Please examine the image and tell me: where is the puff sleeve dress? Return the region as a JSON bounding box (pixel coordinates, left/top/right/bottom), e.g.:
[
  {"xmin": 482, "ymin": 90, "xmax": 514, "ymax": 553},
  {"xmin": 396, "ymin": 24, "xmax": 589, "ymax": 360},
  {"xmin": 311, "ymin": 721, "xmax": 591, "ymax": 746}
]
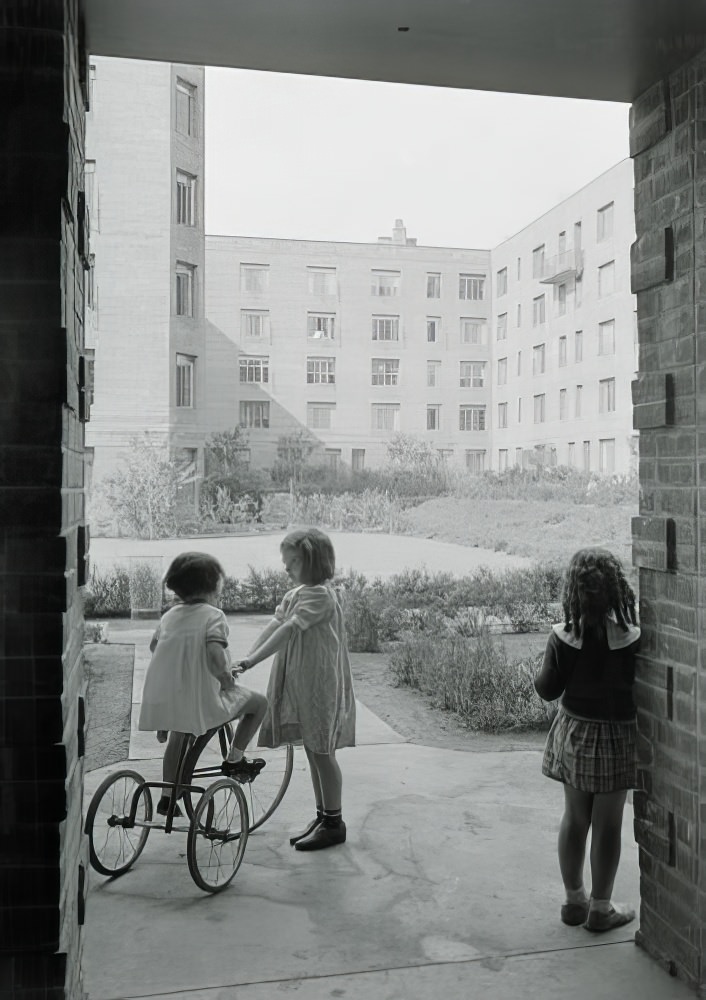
[
  {"xmin": 138, "ymin": 602, "xmax": 251, "ymax": 737},
  {"xmin": 257, "ymin": 583, "xmax": 356, "ymax": 754}
]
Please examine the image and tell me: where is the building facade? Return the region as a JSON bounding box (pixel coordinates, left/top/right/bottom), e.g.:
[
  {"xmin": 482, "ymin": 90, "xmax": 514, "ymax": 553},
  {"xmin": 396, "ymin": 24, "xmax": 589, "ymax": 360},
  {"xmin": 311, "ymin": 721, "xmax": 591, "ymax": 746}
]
[
  {"xmin": 489, "ymin": 158, "xmax": 638, "ymax": 474},
  {"xmin": 85, "ymin": 57, "xmax": 207, "ymax": 498},
  {"xmin": 204, "ymin": 223, "xmax": 492, "ymax": 473}
]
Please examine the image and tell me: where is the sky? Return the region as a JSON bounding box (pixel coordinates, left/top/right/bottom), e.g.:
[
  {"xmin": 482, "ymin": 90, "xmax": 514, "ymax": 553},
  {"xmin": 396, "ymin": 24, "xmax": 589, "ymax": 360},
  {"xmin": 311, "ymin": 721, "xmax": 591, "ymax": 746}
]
[{"xmin": 205, "ymin": 67, "xmax": 630, "ymax": 250}]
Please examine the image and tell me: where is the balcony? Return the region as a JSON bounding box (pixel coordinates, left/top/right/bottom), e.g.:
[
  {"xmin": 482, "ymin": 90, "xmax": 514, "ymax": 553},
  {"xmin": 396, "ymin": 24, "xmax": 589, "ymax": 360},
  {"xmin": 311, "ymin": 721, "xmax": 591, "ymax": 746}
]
[{"xmin": 539, "ymin": 248, "xmax": 583, "ymax": 284}]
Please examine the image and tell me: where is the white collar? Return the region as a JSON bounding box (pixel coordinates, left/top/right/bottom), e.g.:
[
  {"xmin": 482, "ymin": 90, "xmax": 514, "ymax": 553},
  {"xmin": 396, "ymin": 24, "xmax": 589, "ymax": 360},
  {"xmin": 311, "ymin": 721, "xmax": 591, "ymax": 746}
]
[{"xmin": 552, "ymin": 619, "xmax": 640, "ymax": 650}]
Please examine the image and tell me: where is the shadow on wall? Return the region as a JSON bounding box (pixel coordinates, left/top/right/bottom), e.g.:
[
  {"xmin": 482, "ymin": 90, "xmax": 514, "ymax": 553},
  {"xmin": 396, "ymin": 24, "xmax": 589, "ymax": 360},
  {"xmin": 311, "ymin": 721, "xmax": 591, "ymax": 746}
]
[{"xmin": 204, "ymin": 319, "xmax": 327, "ymax": 468}]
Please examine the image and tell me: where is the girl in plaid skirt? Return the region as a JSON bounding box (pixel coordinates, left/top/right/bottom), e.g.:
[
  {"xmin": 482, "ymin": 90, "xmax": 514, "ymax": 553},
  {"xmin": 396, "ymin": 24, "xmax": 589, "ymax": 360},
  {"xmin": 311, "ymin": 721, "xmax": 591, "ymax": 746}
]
[{"xmin": 534, "ymin": 548, "xmax": 640, "ymax": 933}]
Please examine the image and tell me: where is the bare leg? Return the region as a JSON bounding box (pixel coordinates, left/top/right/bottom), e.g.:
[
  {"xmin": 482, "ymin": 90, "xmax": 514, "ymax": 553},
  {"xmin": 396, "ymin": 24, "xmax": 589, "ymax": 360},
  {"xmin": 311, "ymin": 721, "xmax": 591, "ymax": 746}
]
[
  {"xmin": 227, "ymin": 691, "xmax": 268, "ymax": 756},
  {"xmin": 590, "ymin": 790, "xmax": 627, "ymax": 900},
  {"xmin": 304, "ymin": 746, "xmax": 325, "ymax": 812},
  {"xmin": 558, "ymin": 784, "xmax": 593, "ymax": 893}
]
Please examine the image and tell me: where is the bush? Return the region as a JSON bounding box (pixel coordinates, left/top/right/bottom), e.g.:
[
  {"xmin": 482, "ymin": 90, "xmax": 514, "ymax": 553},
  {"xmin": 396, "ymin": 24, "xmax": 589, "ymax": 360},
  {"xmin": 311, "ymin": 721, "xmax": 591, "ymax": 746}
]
[
  {"xmin": 238, "ymin": 566, "xmax": 290, "ymax": 612},
  {"xmin": 290, "ymin": 489, "xmax": 405, "ymax": 532},
  {"xmin": 83, "ymin": 565, "xmax": 131, "ymax": 617},
  {"xmin": 389, "ymin": 632, "xmax": 549, "ymax": 732},
  {"xmin": 450, "ymin": 466, "xmax": 638, "ymax": 507}
]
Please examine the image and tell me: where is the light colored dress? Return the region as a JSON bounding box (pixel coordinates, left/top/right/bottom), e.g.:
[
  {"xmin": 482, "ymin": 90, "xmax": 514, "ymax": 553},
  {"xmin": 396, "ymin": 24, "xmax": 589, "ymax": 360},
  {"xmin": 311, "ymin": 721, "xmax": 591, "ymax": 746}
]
[
  {"xmin": 138, "ymin": 602, "xmax": 252, "ymax": 737},
  {"xmin": 258, "ymin": 583, "xmax": 356, "ymax": 754}
]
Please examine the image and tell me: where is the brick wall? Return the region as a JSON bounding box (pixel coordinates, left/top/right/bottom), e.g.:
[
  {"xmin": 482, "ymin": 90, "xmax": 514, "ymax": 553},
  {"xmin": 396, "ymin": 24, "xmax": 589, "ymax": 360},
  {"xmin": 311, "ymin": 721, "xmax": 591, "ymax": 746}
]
[
  {"xmin": 630, "ymin": 50, "xmax": 706, "ymax": 989},
  {"xmin": 0, "ymin": 2, "xmax": 88, "ymax": 997}
]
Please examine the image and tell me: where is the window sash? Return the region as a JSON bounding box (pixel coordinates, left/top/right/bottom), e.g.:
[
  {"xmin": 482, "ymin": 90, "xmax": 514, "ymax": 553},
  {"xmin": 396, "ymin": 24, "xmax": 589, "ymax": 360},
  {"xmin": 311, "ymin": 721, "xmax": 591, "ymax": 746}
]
[
  {"xmin": 176, "ymin": 173, "xmax": 194, "ymax": 225},
  {"xmin": 427, "ymin": 362, "xmax": 440, "ymax": 387},
  {"xmin": 371, "ymin": 359, "xmax": 400, "ymax": 386},
  {"xmin": 307, "ymin": 314, "xmax": 335, "ymax": 339},
  {"xmin": 371, "ymin": 271, "xmax": 400, "ymax": 297},
  {"xmin": 466, "ymin": 450, "xmax": 485, "ymax": 473},
  {"xmin": 496, "ymin": 313, "xmax": 508, "ymax": 341},
  {"xmin": 307, "ymin": 404, "xmax": 334, "ymax": 429},
  {"xmin": 239, "ymin": 357, "xmax": 269, "ymax": 384},
  {"xmin": 239, "ymin": 401, "xmax": 270, "ymax": 428},
  {"xmin": 533, "ymin": 394, "xmax": 546, "ymax": 423},
  {"xmin": 460, "ymin": 318, "xmax": 486, "ymax": 344},
  {"xmin": 599, "ymin": 378, "xmax": 616, "ymax": 412},
  {"xmin": 459, "ymin": 406, "xmax": 486, "ymax": 431},
  {"xmin": 176, "ymin": 80, "xmax": 195, "ymax": 135},
  {"xmin": 598, "ymin": 321, "xmax": 615, "ymax": 355},
  {"xmin": 460, "ymin": 362, "xmax": 485, "ymax": 388},
  {"xmin": 307, "ymin": 358, "xmax": 336, "ymax": 384},
  {"xmin": 371, "ymin": 316, "xmax": 399, "ymax": 341},
  {"xmin": 426, "ymin": 406, "xmax": 440, "ymax": 430},
  {"xmin": 533, "ymin": 345, "xmax": 546, "ymax": 375},
  {"xmin": 533, "ymin": 295, "xmax": 545, "ymax": 325},
  {"xmin": 496, "ymin": 268, "xmax": 507, "ymax": 296},
  {"xmin": 176, "ymin": 267, "xmax": 194, "ymax": 317},
  {"xmin": 308, "ymin": 268, "xmax": 336, "ymax": 295},
  {"xmin": 426, "ymin": 273, "xmax": 441, "ymax": 298},
  {"xmin": 240, "ymin": 265, "xmax": 269, "ymax": 293},
  {"xmin": 558, "ymin": 337, "xmax": 567, "ymax": 366},
  {"xmin": 497, "ymin": 403, "xmax": 508, "ymax": 428},
  {"xmin": 427, "ymin": 318, "xmax": 440, "ymax": 343},
  {"xmin": 242, "ymin": 311, "xmax": 268, "ymax": 338},
  {"xmin": 372, "ymin": 404, "xmax": 400, "ymax": 431},
  {"xmin": 459, "ymin": 274, "xmax": 485, "ymax": 300},
  {"xmin": 175, "ymin": 354, "xmax": 194, "ymax": 407}
]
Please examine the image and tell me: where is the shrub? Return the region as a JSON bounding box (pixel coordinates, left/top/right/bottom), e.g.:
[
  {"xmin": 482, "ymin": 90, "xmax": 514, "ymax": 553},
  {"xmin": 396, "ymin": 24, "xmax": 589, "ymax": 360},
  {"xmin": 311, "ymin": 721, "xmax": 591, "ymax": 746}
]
[
  {"xmin": 450, "ymin": 466, "xmax": 638, "ymax": 507},
  {"xmin": 128, "ymin": 560, "xmax": 163, "ymax": 611},
  {"xmin": 389, "ymin": 632, "xmax": 549, "ymax": 732},
  {"xmin": 83, "ymin": 565, "xmax": 131, "ymax": 617},
  {"xmin": 238, "ymin": 566, "xmax": 290, "ymax": 612},
  {"xmin": 290, "ymin": 489, "xmax": 405, "ymax": 532}
]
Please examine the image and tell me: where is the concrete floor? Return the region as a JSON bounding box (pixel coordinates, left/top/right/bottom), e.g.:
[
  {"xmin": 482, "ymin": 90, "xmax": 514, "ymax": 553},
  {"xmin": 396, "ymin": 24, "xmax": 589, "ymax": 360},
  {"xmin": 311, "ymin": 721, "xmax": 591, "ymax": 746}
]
[{"xmin": 82, "ymin": 620, "xmax": 692, "ymax": 1000}]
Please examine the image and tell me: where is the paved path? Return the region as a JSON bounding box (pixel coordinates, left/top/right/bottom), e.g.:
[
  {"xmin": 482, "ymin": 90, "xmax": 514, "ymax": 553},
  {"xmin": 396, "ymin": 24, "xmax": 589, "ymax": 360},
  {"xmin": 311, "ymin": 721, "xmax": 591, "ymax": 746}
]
[{"xmin": 82, "ymin": 620, "xmax": 691, "ymax": 1000}]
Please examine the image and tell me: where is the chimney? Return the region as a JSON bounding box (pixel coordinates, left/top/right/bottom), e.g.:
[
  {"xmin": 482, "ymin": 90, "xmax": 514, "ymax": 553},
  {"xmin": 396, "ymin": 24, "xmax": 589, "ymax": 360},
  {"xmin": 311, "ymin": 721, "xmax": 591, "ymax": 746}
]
[{"xmin": 377, "ymin": 219, "xmax": 417, "ymax": 246}]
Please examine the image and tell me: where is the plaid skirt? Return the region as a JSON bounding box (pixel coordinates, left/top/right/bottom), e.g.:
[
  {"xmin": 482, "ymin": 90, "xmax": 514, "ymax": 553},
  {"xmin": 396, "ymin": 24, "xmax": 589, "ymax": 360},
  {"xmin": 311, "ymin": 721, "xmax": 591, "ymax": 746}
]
[{"xmin": 542, "ymin": 707, "xmax": 637, "ymax": 793}]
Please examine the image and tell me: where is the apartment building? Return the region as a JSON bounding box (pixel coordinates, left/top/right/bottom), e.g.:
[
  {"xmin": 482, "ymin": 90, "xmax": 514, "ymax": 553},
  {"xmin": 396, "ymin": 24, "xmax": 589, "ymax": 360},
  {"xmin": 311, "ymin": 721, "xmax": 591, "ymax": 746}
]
[
  {"xmin": 204, "ymin": 224, "xmax": 492, "ymax": 472},
  {"xmin": 84, "ymin": 58, "xmax": 207, "ymax": 495},
  {"xmin": 489, "ymin": 158, "xmax": 637, "ymax": 474}
]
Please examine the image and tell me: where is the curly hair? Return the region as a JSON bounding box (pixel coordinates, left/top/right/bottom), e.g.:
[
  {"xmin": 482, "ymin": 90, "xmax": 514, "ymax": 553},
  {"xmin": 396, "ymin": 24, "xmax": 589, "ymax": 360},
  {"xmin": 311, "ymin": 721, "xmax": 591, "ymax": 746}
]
[
  {"xmin": 281, "ymin": 527, "xmax": 335, "ymax": 585},
  {"xmin": 561, "ymin": 547, "xmax": 637, "ymax": 639},
  {"xmin": 164, "ymin": 551, "xmax": 225, "ymax": 601}
]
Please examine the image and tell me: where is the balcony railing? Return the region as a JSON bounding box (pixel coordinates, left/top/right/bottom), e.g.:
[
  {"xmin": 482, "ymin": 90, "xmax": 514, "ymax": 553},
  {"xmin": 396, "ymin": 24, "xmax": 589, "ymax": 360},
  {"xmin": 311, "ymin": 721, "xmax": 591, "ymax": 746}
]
[{"xmin": 539, "ymin": 248, "xmax": 584, "ymax": 284}]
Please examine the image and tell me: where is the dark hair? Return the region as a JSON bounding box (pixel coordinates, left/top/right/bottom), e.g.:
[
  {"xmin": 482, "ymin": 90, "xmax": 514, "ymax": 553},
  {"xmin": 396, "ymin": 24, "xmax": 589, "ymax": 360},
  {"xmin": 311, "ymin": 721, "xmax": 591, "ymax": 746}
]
[
  {"xmin": 164, "ymin": 551, "xmax": 225, "ymax": 600},
  {"xmin": 562, "ymin": 547, "xmax": 637, "ymax": 639},
  {"xmin": 281, "ymin": 528, "xmax": 335, "ymax": 585}
]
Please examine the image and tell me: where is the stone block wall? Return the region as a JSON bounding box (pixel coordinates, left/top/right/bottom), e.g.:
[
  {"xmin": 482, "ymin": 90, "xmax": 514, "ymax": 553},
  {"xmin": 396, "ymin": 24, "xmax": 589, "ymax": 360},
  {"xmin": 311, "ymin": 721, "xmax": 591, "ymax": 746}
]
[
  {"xmin": 0, "ymin": 1, "xmax": 88, "ymax": 997},
  {"xmin": 630, "ymin": 50, "xmax": 706, "ymax": 989}
]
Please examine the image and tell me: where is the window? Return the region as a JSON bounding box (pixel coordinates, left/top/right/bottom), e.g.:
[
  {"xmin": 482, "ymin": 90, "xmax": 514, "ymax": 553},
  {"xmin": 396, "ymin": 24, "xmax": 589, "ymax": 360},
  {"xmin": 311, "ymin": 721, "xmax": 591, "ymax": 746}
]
[
  {"xmin": 597, "ymin": 202, "xmax": 614, "ymax": 242},
  {"xmin": 516, "ymin": 396, "xmax": 523, "ymax": 423},
  {"xmin": 496, "ymin": 313, "xmax": 508, "ymax": 341},
  {"xmin": 176, "ymin": 78, "xmax": 196, "ymax": 136},
  {"xmin": 175, "ymin": 263, "xmax": 194, "ymax": 317},
  {"xmin": 583, "ymin": 440, "xmax": 591, "ymax": 471},
  {"xmin": 516, "ymin": 351, "xmax": 522, "ymax": 376},
  {"xmin": 459, "ymin": 361, "xmax": 485, "ymax": 388},
  {"xmin": 307, "ymin": 357, "xmax": 335, "ymax": 384},
  {"xmin": 599, "ymin": 377, "xmax": 616, "ymax": 413},
  {"xmin": 352, "ymin": 448, "xmax": 365, "ymax": 472},
  {"xmin": 426, "ymin": 272, "xmax": 441, "ymax": 298},
  {"xmin": 574, "ymin": 221, "xmax": 582, "ymax": 249},
  {"xmin": 533, "ymin": 344, "xmax": 546, "ymax": 375},
  {"xmin": 427, "ymin": 405, "xmax": 441, "ymax": 430},
  {"xmin": 84, "ymin": 349, "xmax": 95, "ymax": 407},
  {"xmin": 372, "ymin": 403, "xmax": 400, "ymax": 432},
  {"xmin": 599, "ymin": 438, "xmax": 616, "ymax": 473},
  {"xmin": 427, "ymin": 361, "xmax": 441, "ymax": 387},
  {"xmin": 326, "ymin": 449, "xmax": 341, "ymax": 471},
  {"xmin": 459, "ymin": 405, "xmax": 486, "ymax": 431},
  {"xmin": 460, "ymin": 317, "xmax": 487, "ymax": 344},
  {"xmin": 88, "ymin": 63, "xmax": 96, "ymax": 112},
  {"xmin": 459, "ymin": 274, "xmax": 485, "ymax": 300},
  {"xmin": 239, "ymin": 401, "xmax": 270, "ymax": 428},
  {"xmin": 176, "ymin": 171, "xmax": 195, "ymax": 225},
  {"xmin": 84, "ymin": 160, "xmax": 98, "ymax": 232},
  {"xmin": 427, "ymin": 317, "xmax": 440, "ymax": 343},
  {"xmin": 497, "ymin": 357, "xmax": 508, "ymax": 385},
  {"xmin": 371, "ymin": 270, "xmax": 400, "ymax": 297},
  {"xmin": 574, "ymin": 330, "xmax": 583, "ymax": 362},
  {"xmin": 556, "ymin": 282, "xmax": 566, "ymax": 316},
  {"xmin": 559, "ymin": 388, "xmax": 567, "ymax": 420},
  {"xmin": 372, "ymin": 316, "xmax": 399, "ymax": 341},
  {"xmin": 516, "ymin": 257, "xmax": 521, "ymax": 280},
  {"xmin": 517, "ymin": 303, "xmax": 522, "ymax": 327},
  {"xmin": 307, "ymin": 403, "xmax": 335, "ymax": 429},
  {"xmin": 568, "ymin": 442, "xmax": 576, "ymax": 466},
  {"xmin": 533, "ymin": 295, "xmax": 545, "ymax": 326},
  {"xmin": 466, "ymin": 450, "xmax": 486, "ymax": 473},
  {"xmin": 241, "ymin": 310, "xmax": 269, "ymax": 339},
  {"xmin": 598, "ymin": 320, "xmax": 615, "ymax": 355},
  {"xmin": 575, "ymin": 274, "xmax": 583, "ymax": 308},
  {"xmin": 532, "ymin": 244, "xmax": 545, "ymax": 279},
  {"xmin": 558, "ymin": 231, "xmax": 567, "ymax": 254},
  {"xmin": 558, "ymin": 336, "xmax": 567, "ymax": 367},
  {"xmin": 498, "ymin": 449, "xmax": 508, "ymax": 472},
  {"xmin": 308, "ymin": 267, "xmax": 336, "ymax": 295},
  {"xmin": 533, "ymin": 394, "xmax": 546, "ymax": 423},
  {"xmin": 437, "ymin": 448, "xmax": 454, "ymax": 463},
  {"xmin": 497, "ymin": 402, "xmax": 508, "ymax": 428},
  {"xmin": 575, "ymin": 384, "xmax": 583, "ymax": 417},
  {"xmin": 496, "ymin": 268, "xmax": 507, "ymax": 296},
  {"xmin": 239, "ymin": 356, "xmax": 269, "ymax": 384},
  {"xmin": 371, "ymin": 358, "xmax": 400, "ymax": 386},
  {"xmin": 240, "ymin": 264, "xmax": 269, "ymax": 294},
  {"xmin": 308, "ymin": 313, "xmax": 335, "ymax": 340},
  {"xmin": 598, "ymin": 260, "xmax": 615, "ymax": 297}
]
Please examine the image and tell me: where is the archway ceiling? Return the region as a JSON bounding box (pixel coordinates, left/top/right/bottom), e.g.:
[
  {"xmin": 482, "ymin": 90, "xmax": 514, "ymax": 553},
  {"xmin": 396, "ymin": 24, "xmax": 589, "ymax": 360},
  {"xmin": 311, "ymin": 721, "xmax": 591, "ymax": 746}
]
[{"xmin": 83, "ymin": 0, "xmax": 706, "ymax": 103}]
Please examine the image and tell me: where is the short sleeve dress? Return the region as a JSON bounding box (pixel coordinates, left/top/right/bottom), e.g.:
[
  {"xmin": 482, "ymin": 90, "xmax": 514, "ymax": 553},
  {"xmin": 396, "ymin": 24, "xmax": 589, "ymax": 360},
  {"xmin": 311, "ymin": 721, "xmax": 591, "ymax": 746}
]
[
  {"xmin": 257, "ymin": 583, "xmax": 356, "ymax": 754},
  {"xmin": 138, "ymin": 602, "xmax": 252, "ymax": 737}
]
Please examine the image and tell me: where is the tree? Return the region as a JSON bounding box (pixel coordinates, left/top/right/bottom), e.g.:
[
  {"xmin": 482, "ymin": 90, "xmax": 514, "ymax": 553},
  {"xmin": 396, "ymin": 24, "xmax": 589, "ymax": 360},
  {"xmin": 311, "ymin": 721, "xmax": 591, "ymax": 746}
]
[
  {"xmin": 97, "ymin": 435, "xmax": 184, "ymax": 539},
  {"xmin": 203, "ymin": 427, "xmax": 250, "ymax": 478},
  {"xmin": 272, "ymin": 430, "xmax": 318, "ymax": 486}
]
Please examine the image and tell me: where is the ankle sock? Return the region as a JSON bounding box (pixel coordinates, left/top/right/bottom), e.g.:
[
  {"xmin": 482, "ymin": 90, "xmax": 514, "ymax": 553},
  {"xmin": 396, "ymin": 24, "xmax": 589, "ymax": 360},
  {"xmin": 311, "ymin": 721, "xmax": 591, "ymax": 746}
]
[
  {"xmin": 565, "ymin": 887, "xmax": 588, "ymax": 905},
  {"xmin": 226, "ymin": 746, "xmax": 244, "ymax": 764},
  {"xmin": 590, "ymin": 897, "xmax": 612, "ymax": 914}
]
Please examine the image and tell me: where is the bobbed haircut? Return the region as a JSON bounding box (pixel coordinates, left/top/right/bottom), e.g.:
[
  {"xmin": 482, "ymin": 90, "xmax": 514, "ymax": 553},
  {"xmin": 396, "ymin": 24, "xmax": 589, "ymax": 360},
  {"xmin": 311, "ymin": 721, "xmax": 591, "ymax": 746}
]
[
  {"xmin": 164, "ymin": 551, "xmax": 225, "ymax": 600},
  {"xmin": 561, "ymin": 546, "xmax": 637, "ymax": 639},
  {"xmin": 281, "ymin": 527, "xmax": 335, "ymax": 585}
]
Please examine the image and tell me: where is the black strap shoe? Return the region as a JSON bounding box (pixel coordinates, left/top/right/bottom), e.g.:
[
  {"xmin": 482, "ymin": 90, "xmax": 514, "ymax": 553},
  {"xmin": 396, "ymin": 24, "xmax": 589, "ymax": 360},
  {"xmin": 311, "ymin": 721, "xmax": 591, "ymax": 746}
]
[
  {"xmin": 294, "ymin": 817, "xmax": 346, "ymax": 851},
  {"xmin": 221, "ymin": 756, "xmax": 267, "ymax": 782},
  {"xmin": 289, "ymin": 813, "xmax": 323, "ymax": 845}
]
